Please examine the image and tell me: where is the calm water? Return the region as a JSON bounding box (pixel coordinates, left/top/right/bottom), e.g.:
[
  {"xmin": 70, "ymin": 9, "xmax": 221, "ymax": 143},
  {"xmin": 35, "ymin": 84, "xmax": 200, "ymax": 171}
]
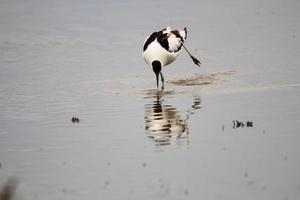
[{"xmin": 1, "ymin": 0, "xmax": 300, "ymax": 199}]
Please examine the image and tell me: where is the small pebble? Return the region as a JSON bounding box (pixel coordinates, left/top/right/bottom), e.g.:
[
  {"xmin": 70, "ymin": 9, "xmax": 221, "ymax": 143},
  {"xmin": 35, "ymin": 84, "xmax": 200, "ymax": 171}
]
[{"xmin": 142, "ymin": 162, "xmax": 147, "ymax": 167}]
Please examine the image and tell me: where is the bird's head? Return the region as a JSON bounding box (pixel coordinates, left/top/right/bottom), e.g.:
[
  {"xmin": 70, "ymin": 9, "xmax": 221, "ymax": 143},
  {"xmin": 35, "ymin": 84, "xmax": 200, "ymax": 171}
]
[{"xmin": 152, "ymin": 60, "xmax": 161, "ymax": 88}]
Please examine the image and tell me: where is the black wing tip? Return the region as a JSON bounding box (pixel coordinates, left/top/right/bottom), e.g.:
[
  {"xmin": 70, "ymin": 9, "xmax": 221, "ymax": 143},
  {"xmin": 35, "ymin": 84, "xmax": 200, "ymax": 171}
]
[{"xmin": 191, "ymin": 56, "xmax": 201, "ymax": 67}]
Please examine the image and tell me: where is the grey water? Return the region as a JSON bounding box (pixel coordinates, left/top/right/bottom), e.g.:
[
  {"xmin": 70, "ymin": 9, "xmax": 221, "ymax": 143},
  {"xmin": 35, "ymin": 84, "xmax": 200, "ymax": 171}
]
[{"xmin": 1, "ymin": 0, "xmax": 300, "ymax": 200}]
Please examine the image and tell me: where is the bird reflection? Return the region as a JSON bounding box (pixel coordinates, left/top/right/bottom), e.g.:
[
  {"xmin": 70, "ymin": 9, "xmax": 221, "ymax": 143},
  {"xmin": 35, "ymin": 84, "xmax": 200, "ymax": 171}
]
[{"xmin": 144, "ymin": 90, "xmax": 201, "ymax": 147}]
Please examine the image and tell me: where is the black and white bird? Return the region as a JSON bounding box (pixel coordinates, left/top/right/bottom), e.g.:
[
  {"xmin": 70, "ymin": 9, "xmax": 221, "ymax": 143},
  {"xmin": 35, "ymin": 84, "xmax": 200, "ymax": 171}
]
[{"xmin": 143, "ymin": 26, "xmax": 201, "ymax": 89}]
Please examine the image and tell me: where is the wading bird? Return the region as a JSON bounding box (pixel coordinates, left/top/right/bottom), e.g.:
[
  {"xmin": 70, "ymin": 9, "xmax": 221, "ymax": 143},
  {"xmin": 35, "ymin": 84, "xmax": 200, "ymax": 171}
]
[{"xmin": 143, "ymin": 26, "xmax": 201, "ymax": 89}]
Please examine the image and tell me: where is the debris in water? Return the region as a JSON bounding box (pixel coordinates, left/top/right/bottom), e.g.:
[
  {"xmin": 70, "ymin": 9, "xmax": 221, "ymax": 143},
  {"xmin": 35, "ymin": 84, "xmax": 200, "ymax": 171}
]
[
  {"xmin": 233, "ymin": 120, "xmax": 244, "ymax": 128},
  {"xmin": 246, "ymin": 121, "xmax": 253, "ymax": 127},
  {"xmin": 71, "ymin": 117, "xmax": 80, "ymax": 123},
  {"xmin": 233, "ymin": 120, "xmax": 254, "ymax": 129},
  {"xmin": 0, "ymin": 177, "xmax": 18, "ymax": 200}
]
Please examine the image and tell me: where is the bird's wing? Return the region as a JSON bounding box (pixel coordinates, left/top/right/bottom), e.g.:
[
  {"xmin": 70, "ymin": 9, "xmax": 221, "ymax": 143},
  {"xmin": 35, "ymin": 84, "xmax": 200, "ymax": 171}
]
[
  {"xmin": 144, "ymin": 27, "xmax": 188, "ymax": 53},
  {"xmin": 143, "ymin": 31, "xmax": 158, "ymax": 51},
  {"xmin": 167, "ymin": 34, "xmax": 183, "ymax": 52},
  {"xmin": 167, "ymin": 28, "xmax": 187, "ymax": 52}
]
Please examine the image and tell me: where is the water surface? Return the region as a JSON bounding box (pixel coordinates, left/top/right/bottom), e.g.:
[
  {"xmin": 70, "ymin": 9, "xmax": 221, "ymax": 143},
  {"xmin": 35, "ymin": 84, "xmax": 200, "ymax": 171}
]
[{"xmin": 1, "ymin": 0, "xmax": 300, "ymax": 200}]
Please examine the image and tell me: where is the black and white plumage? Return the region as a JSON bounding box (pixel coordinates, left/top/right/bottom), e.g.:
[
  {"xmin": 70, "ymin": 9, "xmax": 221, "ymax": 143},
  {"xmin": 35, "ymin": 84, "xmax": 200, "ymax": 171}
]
[{"xmin": 143, "ymin": 26, "xmax": 201, "ymax": 89}]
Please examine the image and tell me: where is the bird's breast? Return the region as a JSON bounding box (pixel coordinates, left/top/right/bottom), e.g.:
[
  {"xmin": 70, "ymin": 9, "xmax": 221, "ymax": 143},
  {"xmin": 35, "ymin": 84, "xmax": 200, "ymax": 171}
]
[{"xmin": 143, "ymin": 41, "xmax": 179, "ymax": 67}]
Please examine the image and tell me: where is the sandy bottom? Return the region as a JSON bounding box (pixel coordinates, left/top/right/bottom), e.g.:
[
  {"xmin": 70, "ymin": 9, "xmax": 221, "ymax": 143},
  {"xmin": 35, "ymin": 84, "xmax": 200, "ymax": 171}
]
[{"xmin": 168, "ymin": 71, "xmax": 235, "ymax": 86}]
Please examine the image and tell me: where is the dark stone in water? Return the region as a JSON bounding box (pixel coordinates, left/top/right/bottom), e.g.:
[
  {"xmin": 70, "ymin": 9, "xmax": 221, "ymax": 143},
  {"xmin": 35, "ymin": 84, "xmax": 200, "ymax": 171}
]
[
  {"xmin": 246, "ymin": 121, "xmax": 253, "ymax": 127},
  {"xmin": 233, "ymin": 120, "xmax": 244, "ymax": 128},
  {"xmin": 71, "ymin": 117, "xmax": 80, "ymax": 123},
  {"xmin": 233, "ymin": 120, "xmax": 254, "ymax": 129}
]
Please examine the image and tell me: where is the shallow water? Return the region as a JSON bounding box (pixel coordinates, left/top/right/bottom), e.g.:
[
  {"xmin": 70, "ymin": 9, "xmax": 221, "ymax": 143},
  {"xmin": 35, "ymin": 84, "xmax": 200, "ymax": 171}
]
[{"xmin": 1, "ymin": 0, "xmax": 300, "ymax": 200}]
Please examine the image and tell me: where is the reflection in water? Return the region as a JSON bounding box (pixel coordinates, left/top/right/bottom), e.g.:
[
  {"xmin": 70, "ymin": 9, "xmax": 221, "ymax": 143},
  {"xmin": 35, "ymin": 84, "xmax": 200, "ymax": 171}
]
[{"xmin": 144, "ymin": 90, "xmax": 201, "ymax": 147}]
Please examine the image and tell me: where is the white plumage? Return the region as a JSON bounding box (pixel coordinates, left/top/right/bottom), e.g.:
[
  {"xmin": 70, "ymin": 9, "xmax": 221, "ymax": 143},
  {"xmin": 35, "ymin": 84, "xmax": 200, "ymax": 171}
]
[
  {"xmin": 143, "ymin": 26, "xmax": 200, "ymax": 89},
  {"xmin": 143, "ymin": 26, "xmax": 186, "ymax": 67}
]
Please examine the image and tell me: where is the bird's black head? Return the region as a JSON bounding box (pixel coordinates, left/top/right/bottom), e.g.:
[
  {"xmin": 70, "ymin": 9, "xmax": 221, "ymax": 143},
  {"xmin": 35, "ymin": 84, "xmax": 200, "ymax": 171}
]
[
  {"xmin": 152, "ymin": 60, "xmax": 161, "ymax": 88},
  {"xmin": 152, "ymin": 60, "xmax": 161, "ymax": 74}
]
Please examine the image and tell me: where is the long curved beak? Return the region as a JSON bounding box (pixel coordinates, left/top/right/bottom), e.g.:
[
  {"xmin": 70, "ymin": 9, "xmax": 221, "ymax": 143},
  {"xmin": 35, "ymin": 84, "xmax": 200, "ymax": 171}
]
[{"xmin": 155, "ymin": 72, "xmax": 159, "ymax": 89}]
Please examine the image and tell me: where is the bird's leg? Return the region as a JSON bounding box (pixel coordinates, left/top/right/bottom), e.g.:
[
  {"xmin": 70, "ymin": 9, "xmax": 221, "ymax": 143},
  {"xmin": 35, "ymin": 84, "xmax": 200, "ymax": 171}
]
[
  {"xmin": 160, "ymin": 72, "xmax": 164, "ymax": 90},
  {"xmin": 181, "ymin": 42, "xmax": 201, "ymax": 66}
]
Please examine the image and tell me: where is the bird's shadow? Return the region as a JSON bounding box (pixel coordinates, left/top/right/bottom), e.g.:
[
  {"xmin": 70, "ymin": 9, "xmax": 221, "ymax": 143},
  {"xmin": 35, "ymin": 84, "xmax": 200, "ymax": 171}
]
[{"xmin": 144, "ymin": 89, "xmax": 201, "ymax": 149}]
